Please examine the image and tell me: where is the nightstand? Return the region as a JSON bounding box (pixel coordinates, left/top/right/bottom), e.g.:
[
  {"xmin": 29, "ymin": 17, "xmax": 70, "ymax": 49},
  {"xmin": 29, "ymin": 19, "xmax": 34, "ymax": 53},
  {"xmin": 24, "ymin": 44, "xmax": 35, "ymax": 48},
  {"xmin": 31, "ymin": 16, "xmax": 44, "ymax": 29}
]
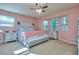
[
  {"xmin": 5, "ymin": 31, "xmax": 17, "ymax": 43},
  {"xmin": 49, "ymin": 31, "xmax": 58, "ymax": 40},
  {"xmin": 0, "ymin": 30, "xmax": 4, "ymax": 43}
]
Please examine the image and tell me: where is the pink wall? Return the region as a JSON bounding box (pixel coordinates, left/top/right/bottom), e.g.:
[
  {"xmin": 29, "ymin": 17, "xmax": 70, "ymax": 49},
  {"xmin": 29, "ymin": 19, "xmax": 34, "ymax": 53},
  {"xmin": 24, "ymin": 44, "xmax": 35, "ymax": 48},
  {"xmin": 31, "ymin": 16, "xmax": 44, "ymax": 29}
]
[
  {"xmin": 37, "ymin": 6, "xmax": 79, "ymax": 45},
  {"xmin": 0, "ymin": 6, "xmax": 79, "ymax": 45},
  {"xmin": 0, "ymin": 9, "xmax": 38, "ymax": 31},
  {"xmin": 0, "ymin": 9, "xmax": 38, "ymax": 43}
]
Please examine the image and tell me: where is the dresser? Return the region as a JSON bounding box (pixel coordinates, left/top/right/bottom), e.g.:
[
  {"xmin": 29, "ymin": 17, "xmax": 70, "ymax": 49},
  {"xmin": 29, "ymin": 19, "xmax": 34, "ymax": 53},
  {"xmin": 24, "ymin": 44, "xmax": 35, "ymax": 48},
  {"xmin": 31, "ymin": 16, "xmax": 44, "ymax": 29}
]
[{"xmin": 5, "ymin": 31, "xmax": 17, "ymax": 43}]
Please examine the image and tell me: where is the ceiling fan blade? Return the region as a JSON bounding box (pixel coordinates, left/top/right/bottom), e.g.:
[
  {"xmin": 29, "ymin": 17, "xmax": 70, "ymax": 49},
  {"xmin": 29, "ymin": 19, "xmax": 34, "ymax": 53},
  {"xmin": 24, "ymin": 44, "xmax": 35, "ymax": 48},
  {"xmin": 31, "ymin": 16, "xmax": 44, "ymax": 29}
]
[
  {"xmin": 35, "ymin": 3, "xmax": 38, "ymax": 6},
  {"xmin": 42, "ymin": 6, "xmax": 48, "ymax": 9},
  {"xmin": 35, "ymin": 3, "xmax": 42, "ymax": 8},
  {"xmin": 42, "ymin": 10, "xmax": 46, "ymax": 13}
]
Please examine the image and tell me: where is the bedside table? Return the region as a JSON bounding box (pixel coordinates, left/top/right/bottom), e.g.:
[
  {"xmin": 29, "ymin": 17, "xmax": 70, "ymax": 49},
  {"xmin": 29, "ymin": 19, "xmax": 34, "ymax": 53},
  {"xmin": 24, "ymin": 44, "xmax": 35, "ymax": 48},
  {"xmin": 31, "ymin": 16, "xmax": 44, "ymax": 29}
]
[
  {"xmin": 5, "ymin": 32, "xmax": 17, "ymax": 43},
  {"xmin": 0, "ymin": 30, "xmax": 4, "ymax": 43},
  {"xmin": 49, "ymin": 31, "xmax": 58, "ymax": 40}
]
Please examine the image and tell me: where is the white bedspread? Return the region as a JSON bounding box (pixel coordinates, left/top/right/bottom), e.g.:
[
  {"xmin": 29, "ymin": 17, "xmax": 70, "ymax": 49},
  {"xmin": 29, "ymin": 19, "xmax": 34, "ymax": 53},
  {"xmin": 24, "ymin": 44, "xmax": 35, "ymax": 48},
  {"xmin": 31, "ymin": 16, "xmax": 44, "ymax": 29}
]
[{"xmin": 27, "ymin": 34, "xmax": 49, "ymax": 42}]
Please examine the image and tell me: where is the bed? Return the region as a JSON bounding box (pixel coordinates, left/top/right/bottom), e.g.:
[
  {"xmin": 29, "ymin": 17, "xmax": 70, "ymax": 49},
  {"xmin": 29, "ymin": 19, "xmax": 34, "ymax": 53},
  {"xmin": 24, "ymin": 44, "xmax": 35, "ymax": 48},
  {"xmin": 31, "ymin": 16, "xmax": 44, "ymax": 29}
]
[{"xmin": 17, "ymin": 22, "xmax": 49, "ymax": 48}]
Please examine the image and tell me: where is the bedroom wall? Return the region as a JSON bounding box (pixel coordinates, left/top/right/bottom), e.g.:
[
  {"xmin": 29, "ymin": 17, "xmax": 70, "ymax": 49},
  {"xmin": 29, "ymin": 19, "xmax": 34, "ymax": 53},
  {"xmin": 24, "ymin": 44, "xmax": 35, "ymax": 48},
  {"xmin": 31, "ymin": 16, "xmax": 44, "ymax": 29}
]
[
  {"xmin": 37, "ymin": 6, "xmax": 79, "ymax": 45},
  {"xmin": 0, "ymin": 9, "xmax": 38, "ymax": 31},
  {"xmin": 0, "ymin": 9, "xmax": 38, "ymax": 41},
  {"xmin": 0, "ymin": 6, "xmax": 79, "ymax": 45}
]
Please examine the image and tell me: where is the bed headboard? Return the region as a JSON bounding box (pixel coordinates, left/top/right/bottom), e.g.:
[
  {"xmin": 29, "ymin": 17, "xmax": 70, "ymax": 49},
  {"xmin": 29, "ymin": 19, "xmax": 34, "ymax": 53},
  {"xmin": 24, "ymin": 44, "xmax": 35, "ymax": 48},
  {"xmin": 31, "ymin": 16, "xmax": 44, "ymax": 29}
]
[
  {"xmin": 18, "ymin": 22, "xmax": 35, "ymax": 31},
  {"xmin": 19, "ymin": 22, "xmax": 33, "ymax": 27}
]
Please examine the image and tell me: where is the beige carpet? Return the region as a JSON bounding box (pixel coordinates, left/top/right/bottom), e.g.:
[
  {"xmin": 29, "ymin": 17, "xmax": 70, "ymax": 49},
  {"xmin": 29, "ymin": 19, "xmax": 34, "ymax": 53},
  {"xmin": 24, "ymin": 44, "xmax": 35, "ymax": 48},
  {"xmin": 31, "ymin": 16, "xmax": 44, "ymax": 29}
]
[
  {"xmin": 0, "ymin": 40, "xmax": 77, "ymax": 55},
  {"xmin": 30, "ymin": 40, "xmax": 77, "ymax": 55},
  {"xmin": 0, "ymin": 41, "xmax": 24, "ymax": 55}
]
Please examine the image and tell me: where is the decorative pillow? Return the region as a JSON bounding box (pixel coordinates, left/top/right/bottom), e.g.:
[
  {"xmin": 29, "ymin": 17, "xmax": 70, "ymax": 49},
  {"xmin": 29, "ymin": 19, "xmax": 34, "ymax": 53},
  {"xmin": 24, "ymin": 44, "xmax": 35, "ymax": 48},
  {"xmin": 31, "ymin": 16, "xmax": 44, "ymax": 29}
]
[
  {"xmin": 24, "ymin": 31, "xmax": 44, "ymax": 37},
  {"xmin": 19, "ymin": 27, "xmax": 35, "ymax": 32}
]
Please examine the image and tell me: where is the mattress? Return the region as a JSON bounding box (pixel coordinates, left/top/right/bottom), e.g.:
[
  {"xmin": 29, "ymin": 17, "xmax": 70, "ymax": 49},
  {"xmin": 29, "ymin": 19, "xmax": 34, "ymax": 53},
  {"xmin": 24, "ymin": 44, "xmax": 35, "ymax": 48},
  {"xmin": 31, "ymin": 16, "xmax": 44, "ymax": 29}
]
[
  {"xmin": 18, "ymin": 30, "xmax": 49, "ymax": 47},
  {"xmin": 27, "ymin": 34, "xmax": 49, "ymax": 42},
  {"xmin": 24, "ymin": 34, "xmax": 49, "ymax": 47}
]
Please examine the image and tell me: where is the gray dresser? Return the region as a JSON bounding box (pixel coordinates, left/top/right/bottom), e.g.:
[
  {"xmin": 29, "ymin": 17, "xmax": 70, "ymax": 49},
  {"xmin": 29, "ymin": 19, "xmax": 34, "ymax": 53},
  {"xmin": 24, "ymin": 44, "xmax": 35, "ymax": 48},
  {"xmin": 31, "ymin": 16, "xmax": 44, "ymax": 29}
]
[{"xmin": 5, "ymin": 32, "xmax": 17, "ymax": 43}]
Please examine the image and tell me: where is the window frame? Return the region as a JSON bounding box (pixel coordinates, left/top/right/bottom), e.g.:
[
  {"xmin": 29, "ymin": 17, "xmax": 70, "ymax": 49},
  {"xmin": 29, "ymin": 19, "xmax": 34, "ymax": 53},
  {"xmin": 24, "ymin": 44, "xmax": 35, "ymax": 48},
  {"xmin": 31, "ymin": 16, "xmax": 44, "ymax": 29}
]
[
  {"xmin": 0, "ymin": 15, "xmax": 14, "ymax": 28},
  {"xmin": 50, "ymin": 17, "xmax": 59, "ymax": 32},
  {"xmin": 43, "ymin": 20, "xmax": 48, "ymax": 31},
  {"xmin": 62, "ymin": 16, "xmax": 68, "ymax": 32}
]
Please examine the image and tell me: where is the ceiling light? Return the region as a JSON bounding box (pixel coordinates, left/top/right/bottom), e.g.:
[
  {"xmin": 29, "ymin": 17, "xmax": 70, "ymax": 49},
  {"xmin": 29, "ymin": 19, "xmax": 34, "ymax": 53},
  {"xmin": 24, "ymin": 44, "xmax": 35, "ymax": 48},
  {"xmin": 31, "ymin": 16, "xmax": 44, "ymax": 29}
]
[
  {"xmin": 36, "ymin": 9, "xmax": 42, "ymax": 13},
  {"xmin": 38, "ymin": 9, "xmax": 42, "ymax": 13},
  {"xmin": 36, "ymin": 9, "xmax": 39, "ymax": 13}
]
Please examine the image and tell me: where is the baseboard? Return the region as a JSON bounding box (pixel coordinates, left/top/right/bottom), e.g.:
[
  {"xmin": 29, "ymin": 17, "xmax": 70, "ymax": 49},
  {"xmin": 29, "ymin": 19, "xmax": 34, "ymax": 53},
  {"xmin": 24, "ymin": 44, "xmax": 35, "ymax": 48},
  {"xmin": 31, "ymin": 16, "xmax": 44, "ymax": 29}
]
[
  {"xmin": 6, "ymin": 40, "xmax": 16, "ymax": 43},
  {"xmin": 49, "ymin": 38, "xmax": 57, "ymax": 40}
]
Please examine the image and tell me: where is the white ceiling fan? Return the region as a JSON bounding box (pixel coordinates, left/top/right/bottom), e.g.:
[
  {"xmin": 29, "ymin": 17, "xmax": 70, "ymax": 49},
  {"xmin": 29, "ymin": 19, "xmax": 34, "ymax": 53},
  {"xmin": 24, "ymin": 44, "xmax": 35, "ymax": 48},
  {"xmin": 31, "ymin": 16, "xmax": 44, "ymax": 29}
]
[{"xmin": 30, "ymin": 3, "xmax": 48, "ymax": 13}]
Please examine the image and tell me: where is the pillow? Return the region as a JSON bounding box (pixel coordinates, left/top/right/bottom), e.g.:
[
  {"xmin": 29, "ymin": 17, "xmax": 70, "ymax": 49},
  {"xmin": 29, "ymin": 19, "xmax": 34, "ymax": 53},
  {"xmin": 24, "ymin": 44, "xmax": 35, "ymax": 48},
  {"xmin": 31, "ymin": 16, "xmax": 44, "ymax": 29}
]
[
  {"xmin": 19, "ymin": 27, "xmax": 35, "ymax": 32},
  {"xmin": 24, "ymin": 31, "xmax": 44, "ymax": 37}
]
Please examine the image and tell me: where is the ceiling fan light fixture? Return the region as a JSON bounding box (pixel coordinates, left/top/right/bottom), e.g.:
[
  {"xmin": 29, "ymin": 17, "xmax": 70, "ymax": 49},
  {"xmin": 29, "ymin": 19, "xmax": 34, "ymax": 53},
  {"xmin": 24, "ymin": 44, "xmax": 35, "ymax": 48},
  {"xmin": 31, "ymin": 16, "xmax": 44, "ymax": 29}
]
[
  {"xmin": 36, "ymin": 9, "xmax": 39, "ymax": 12},
  {"xmin": 36, "ymin": 9, "xmax": 42, "ymax": 13}
]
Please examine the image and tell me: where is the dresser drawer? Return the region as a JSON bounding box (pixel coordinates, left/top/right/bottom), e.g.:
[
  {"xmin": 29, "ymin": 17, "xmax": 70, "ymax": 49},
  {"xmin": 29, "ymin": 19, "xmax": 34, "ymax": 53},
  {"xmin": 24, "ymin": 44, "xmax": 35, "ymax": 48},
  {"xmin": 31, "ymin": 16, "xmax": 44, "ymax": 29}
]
[
  {"xmin": 5, "ymin": 36, "xmax": 17, "ymax": 39},
  {"xmin": 5, "ymin": 32, "xmax": 17, "ymax": 43},
  {"xmin": 6, "ymin": 33, "xmax": 16, "ymax": 36},
  {"xmin": 6, "ymin": 34, "xmax": 17, "ymax": 37},
  {"xmin": 5, "ymin": 37, "xmax": 16, "ymax": 42}
]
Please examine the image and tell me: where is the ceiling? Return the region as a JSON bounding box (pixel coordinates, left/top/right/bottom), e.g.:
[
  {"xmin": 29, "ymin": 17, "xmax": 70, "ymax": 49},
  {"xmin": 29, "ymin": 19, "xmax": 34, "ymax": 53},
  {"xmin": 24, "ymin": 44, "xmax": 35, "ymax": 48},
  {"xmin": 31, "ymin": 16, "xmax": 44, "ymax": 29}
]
[{"xmin": 0, "ymin": 3, "xmax": 79, "ymax": 18}]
